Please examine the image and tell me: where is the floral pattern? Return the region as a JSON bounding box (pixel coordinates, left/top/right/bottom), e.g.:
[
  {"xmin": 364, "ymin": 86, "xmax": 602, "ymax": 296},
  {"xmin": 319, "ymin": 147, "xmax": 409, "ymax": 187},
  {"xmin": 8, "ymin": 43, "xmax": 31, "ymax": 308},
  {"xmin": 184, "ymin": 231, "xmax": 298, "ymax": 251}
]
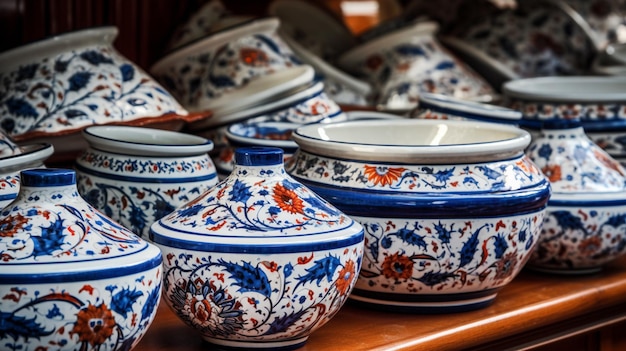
[
  {"xmin": 1, "ymin": 269, "xmax": 162, "ymax": 351},
  {"xmin": 76, "ymin": 149, "xmax": 218, "ymax": 239},
  {"xmin": 588, "ymin": 131, "xmax": 626, "ymax": 157},
  {"xmin": 508, "ymin": 100, "xmax": 626, "ymax": 123},
  {"xmin": 0, "ymin": 43, "xmax": 186, "ymax": 139}
]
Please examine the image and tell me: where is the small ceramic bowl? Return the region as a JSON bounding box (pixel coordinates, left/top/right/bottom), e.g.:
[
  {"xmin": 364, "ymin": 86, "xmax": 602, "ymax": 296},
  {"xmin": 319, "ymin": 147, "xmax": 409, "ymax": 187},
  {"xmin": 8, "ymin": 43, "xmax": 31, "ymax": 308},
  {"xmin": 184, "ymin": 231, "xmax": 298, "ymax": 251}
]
[
  {"xmin": 268, "ymin": 0, "xmax": 357, "ymax": 61},
  {"xmin": 337, "ymin": 20, "xmax": 496, "ymax": 112},
  {"xmin": 526, "ymin": 121, "xmax": 626, "ymax": 273},
  {"xmin": 0, "ymin": 26, "xmax": 194, "ymax": 151},
  {"xmin": 411, "ymin": 93, "xmax": 522, "ymax": 125},
  {"xmin": 150, "ymin": 17, "xmax": 303, "ymax": 115},
  {"xmin": 0, "ymin": 143, "xmax": 54, "ymax": 209},
  {"xmin": 150, "ymin": 147, "xmax": 364, "ymax": 349},
  {"xmin": 0, "ymin": 168, "xmax": 162, "ymax": 351},
  {"xmin": 279, "ymin": 32, "xmax": 373, "ymax": 107},
  {"xmin": 503, "ymin": 76, "xmax": 626, "ymax": 134},
  {"xmin": 440, "ymin": 1, "xmax": 596, "ymax": 89},
  {"xmin": 75, "ymin": 126, "xmax": 218, "ymax": 240},
  {"xmin": 287, "ymin": 119, "xmax": 551, "ymax": 312}
]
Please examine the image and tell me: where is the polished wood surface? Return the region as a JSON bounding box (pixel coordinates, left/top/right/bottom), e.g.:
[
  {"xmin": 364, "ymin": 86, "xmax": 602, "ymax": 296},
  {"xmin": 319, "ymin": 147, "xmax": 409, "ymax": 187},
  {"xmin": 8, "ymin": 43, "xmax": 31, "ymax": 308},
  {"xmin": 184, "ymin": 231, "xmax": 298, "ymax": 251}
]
[{"xmin": 135, "ymin": 257, "xmax": 626, "ymax": 351}]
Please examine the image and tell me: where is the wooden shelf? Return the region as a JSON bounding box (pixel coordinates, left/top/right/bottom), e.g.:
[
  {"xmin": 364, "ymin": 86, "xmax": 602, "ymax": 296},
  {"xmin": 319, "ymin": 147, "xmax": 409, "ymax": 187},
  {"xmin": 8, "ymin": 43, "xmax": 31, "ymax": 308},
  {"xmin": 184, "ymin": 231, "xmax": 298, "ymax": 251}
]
[{"xmin": 135, "ymin": 257, "xmax": 626, "ymax": 351}]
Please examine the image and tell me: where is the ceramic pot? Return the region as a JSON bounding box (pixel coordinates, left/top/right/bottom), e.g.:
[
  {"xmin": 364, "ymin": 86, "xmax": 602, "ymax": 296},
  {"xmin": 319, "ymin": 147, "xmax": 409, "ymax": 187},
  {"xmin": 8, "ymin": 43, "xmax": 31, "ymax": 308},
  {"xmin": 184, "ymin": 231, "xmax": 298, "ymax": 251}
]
[
  {"xmin": 150, "ymin": 147, "xmax": 364, "ymax": 350},
  {"xmin": 0, "ymin": 143, "xmax": 54, "ymax": 209},
  {"xmin": 75, "ymin": 126, "xmax": 218, "ymax": 240},
  {"xmin": 526, "ymin": 120, "xmax": 626, "ymax": 273},
  {"xmin": 0, "ymin": 26, "xmax": 194, "ymax": 161},
  {"xmin": 287, "ymin": 119, "xmax": 551, "ymax": 312},
  {"xmin": 337, "ymin": 20, "xmax": 496, "ymax": 112},
  {"xmin": 0, "ymin": 168, "xmax": 162, "ymax": 351}
]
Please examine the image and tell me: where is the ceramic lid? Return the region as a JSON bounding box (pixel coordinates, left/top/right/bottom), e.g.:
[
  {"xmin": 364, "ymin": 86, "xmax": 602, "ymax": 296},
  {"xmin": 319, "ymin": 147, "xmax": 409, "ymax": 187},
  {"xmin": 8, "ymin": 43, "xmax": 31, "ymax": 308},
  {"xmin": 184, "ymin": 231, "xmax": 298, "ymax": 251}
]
[
  {"xmin": 503, "ymin": 76, "xmax": 626, "ymax": 103},
  {"xmin": 150, "ymin": 147, "xmax": 363, "ymax": 253},
  {"xmin": 0, "ymin": 168, "xmax": 162, "ymax": 279}
]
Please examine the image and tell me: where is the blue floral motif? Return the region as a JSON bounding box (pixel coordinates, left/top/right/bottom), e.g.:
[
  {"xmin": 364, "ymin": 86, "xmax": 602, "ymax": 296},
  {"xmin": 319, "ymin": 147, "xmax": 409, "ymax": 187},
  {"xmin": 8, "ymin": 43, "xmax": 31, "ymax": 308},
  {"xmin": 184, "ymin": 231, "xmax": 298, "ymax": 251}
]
[
  {"xmin": 229, "ymin": 179, "xmax": 252, "ymax": 203},
  {"xmin": 109, "ymin": 287, "xmax": 144, "ymax": 318},
  {"xmin": 296, "ymin": 255, "xmax": 341, "ymax": 286},
  {"xmin": 120, "ymin": 63, "xmax": 135, "ymax": 82},
  {"xmin": 80, "ymin": 50, "xmax": 114, "ymax": 65},
  {"xmin": 392, "ymin": 227, "xmax": 427, "ymax": 249},
  {"xmin": 220, "ymin": 260, "xmax": 272, "ymax": 296},
  {"xmin": 5, "ymin": 97, "xmax": 38, "ymax": 118},
  {"xmin": 68, "ymin": 71, "xmax": 92, "ymax": 92},
  {"xmin": 459, "ymin": 225, "xmax": 486, "ymax": 268}
]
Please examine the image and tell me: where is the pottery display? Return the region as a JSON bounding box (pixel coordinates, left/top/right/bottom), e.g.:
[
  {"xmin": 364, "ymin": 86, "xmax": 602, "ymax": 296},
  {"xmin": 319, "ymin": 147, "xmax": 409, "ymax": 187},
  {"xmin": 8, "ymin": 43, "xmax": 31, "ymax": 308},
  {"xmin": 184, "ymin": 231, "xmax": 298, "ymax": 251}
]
[
  {"xmin": 560, "ymin": 0, "xmax": 626, "ymax": 50},
  {"xmin": 0, "ymin": 168, "xmax": 163, "ymax": 351},
  {"xmin": 503, "ymin": 76, "xmax": 626, "ymax": 156},
  {"xmin": 337, "ymin": 20, "xmax": 496, "ymax": 112},
  {"xmin": 526, "ymin": 121, "xmax": 626, "ymax": 273},
  {"xmin": 287, "ymin": 119, "xmax": 551, "ymax": 312},
  {"xmin": 0, "ymin": 143, "xmax": 54, "ymax": 209},
  {"xmin": 0, "ymin": 26, "xmax": 195, "ymax": 161},
  {"xmin": 411, "ymin": 92, "xmax": 522, "ymax": 125},
  {"xmin": 150, "ymin": 17, "xmax": 303, "ymax": 116},
  {"xmin": 150, "ymin": 147, "xmax": 364, "ymax": 349},
  {"xmin": 75, "ymin": 126, "xmax": 218, "ymax": 240}
]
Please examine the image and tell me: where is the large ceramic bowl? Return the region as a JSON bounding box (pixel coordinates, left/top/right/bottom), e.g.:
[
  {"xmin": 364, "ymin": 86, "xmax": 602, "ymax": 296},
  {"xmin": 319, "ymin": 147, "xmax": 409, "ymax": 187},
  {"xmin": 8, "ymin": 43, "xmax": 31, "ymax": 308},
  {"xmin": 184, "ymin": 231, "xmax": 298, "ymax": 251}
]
[
  {"xmin": 0, "ymin": 26, "xmax": 195, "ymax": 162},
  {"xmin": 150, "ymin": 147, "xmax": 364, "ymax": 349},
  {"xmin": 0, "ymin": 168, "xmax": 162, "ymax": 351},
  {"xmin": 75, "ymin": 126, "xmax": 218, "ymax": 240},
  {"xmin": 287, "ymin": 119, "xmax": 551, "ymax": 312},
  {"xmin": 503, "ymin": 76, "xmax": 626, "ymax": 154}
]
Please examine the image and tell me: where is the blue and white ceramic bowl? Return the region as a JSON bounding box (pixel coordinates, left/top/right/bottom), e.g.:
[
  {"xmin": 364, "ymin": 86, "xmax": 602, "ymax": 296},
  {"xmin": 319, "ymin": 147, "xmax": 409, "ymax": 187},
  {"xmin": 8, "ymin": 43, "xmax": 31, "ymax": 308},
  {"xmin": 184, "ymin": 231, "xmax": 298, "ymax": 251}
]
[
  {"xmin": 0, "ymin": 168, "xmax": 162, "ymax": 351},
  {"xmin": 75, "ymin": 126, "xmax": 218, "ymax": 240},
  {"xmin": 287, "ymin": 119, "xmax": 551, "ymax": 312},
  {"xmin": 526, "ymin": 121, "xmax": 626, "ymax": 273},
  {"xmin": 150, "ymin": 147, "xmax": 364, "ymax": 349}
]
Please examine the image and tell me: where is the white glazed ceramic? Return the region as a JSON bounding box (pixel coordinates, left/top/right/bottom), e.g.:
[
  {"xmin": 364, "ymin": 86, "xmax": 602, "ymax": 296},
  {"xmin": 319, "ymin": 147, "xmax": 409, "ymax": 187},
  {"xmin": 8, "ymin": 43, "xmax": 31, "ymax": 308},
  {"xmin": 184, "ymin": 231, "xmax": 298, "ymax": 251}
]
[
  {"xmin": 0, "ymin": 26, "xmax": 192, "ymax": 144},
  {"xmin": 268, "ymin": 0, "xmax": 357, "ymax": 61},
  {"xmin": 411, "ymin": 93, "xmax": 522, "ymax": 125},
  {"xmin": 444, "ymin": 1, "xmax": 596, "ymax": 85},
  {"xmin": 150, "ymin": 17, "xmax": 302, "ymax": 115},
  {"xmin": 0, "ymin": 168, "xmax": 162, "ymax": 350},
  {"xmin": 0, "ymin": 130, "xmax": 21, "ymax": 157},
  {"xmin": 560, "ymin": 0, "xmax": 626, "ymax": 50},
  {"xmin": 526, "ymin": 121, "xmax": 626, "ymax": 273},
  {"xmin": 287, "ymin": 119, "xmax": 551, "ymax": 312},
  {"xmin": 337, "ymin": 20, "xmax": 496, "ymax": 112},
  {"xmin": 279, "ymin": 32, "xmax": 373, "ymax": 106},
  {"xmin": 75, "ymin": 126, "xmax": 218, "ymax": 239},
  {"xmin": 0, "ymin": 143, "xmax": 54, "ymax": 209},
  {"xmin": 150, "ymin": 147, "xmax": 364, "ymax": 349},
  {"xmin": 503, "ymin": 76, "xmax": 626, "ymax": 147}
]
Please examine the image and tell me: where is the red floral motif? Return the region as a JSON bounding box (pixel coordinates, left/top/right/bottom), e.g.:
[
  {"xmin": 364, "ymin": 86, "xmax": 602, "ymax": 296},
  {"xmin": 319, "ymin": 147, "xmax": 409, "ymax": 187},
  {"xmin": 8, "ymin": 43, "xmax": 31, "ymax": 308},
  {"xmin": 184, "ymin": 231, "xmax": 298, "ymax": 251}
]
[
  {"xmin": 0, "ymin": 213, "xmax": 29, "ymax": 237},
  {"xmin": 365, "ymin": 54, "xmax": 384, "ymax": 71},
  {"xmin": 542, "ymin": 164, "xmax": 562, "ymax": 183},
  {"xmin": 71, "ymin": 303, "xmax": 116, "ymax": 347},
  {"xmin": 578, "ymin": 236, "xmax": 603, "ymax": 256},
  {"xmin": 363, "ymin": 165, "xmax": 406, "ymax": 186},
  {"xmin": 381, "ymin": 253, "xmax": 414, "ymax": 280},
  {"xmin": 240, "ymin": 48, "xmax": 269, "ymax": 67},
  {"xmin": 494, "ymin": 252, "xmax": 518, "ymax": 280},
  {"xmin": 335, "ymin": 260, "xmax": 356, "ymax": 295},
  {"xmin": 272, "ymin": 183, "xmax": 304, "ymax": 214}
]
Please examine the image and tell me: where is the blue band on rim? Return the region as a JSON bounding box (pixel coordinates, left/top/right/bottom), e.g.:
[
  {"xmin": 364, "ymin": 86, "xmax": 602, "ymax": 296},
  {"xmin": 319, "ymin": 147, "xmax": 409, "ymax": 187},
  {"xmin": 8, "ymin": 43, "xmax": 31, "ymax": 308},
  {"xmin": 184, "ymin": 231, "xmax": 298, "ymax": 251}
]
[
  {"xmin": 235, "ymin": 147, "xmax": 283, "ymax": 166},
  {"xmin": 21, "ymin": 168, "xmax": 76, "ymax": 187}
]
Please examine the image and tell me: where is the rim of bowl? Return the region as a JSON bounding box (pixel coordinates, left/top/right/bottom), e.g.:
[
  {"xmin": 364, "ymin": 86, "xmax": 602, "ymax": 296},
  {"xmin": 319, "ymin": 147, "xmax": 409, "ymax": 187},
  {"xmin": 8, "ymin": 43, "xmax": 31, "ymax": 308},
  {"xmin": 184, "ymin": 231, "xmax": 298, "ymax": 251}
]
[
  {"xmin": 503, "ymin": 76, "xmax": 626, "ymax": 103},
  {"xmin": 345, "ymin": 111, "xmax": 405, "ymax": 121},
  {"xmin": 150, "ymin": 17, "xmax": 280, "ymax": 74},
  {"xmin": 226, "ymin": 121, "xmax": 298, "ymax": 148},
  {"xmin": 292, "ymin": 119, "xmax": 531, "ymax": 163},
  {"xmin": 418, "ymin": 93, "xmax": 522, "ymax": 120},
  {"xmin": 0, "ymin": 26, "xmax": 119, "ymax": 72},
  {"xmin": 549, "ymin": 0, "xmax": 602, "ymax": 51},
  {"xmin": 0, "ymin": 143, "xmax": 54, "ymax": 171},
  {"xmin": 204, "ymin": 64, "xmax": 315, "ymax": 116},
  {"xmin": 189, "ymin": 79, "xmax": 324, "ymax": 131},
  {"xmin": 337, "ymin": 20, "xmax": 439, "ymax": 69},
  {"xmin": 279, "ymin": 31, "xmax": 372, "ymax": 95},
  {"xmin": 83, "ymin": 126, "xmax": 214, "ymax": 156}
]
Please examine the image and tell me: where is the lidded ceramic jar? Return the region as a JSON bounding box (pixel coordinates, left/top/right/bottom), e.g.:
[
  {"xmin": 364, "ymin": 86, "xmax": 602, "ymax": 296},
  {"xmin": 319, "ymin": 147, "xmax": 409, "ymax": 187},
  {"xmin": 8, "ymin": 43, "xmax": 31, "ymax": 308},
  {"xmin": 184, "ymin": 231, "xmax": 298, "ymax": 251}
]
[
  {"xmin": 287, "ymin": 119, "xmax": 551, "ymax": 312},
  {"xmin": 0, "ymin": 168, "xmax": 162, "ymax": 351},
  {"xmin": 526, "ymin": 120, "xmax": 626, "ymax": 273},
  {"xmin": 75, "ymin": 125, "xmax": 218, "ymax": 240},
  {"xmin": 150, "ymin": 147, "xmax": 364, "ymax": 350}
]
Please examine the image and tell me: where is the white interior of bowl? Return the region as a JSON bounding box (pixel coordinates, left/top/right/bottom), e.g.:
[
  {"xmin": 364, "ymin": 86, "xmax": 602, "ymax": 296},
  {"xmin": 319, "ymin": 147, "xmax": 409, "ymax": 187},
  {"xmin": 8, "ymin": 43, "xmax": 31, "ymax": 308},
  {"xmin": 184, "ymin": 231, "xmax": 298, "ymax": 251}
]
[
  {"xmin": 503, "ymin": 76, "xmax": 626, "ymax": 103},
  {"xmin": 0, "ymin": 27, "xmax": 118, "ymax": 72},
  {"xmin": 83, "ymin": 126, "xmax": 213, "ymax": 156},
  {"xmin": 293, "ymin": 119, "xmax": 530, "ymax": 163},
  {"xmin": 0, "ymin": 143, "xmax": 54, "ymax": 171}
]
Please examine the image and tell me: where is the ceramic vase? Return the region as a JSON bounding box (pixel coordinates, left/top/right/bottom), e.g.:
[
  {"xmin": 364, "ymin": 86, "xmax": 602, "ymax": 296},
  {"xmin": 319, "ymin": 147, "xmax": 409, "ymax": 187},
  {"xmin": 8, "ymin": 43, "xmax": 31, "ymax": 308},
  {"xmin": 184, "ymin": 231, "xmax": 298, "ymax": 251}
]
[
  {"xmin": 0, "ymin": 168, "xmax": 162, "ymax": 351},
  {"xmin": 526, "ymin": 120, "xmax": 626, "ymax": 273},
  {"xmin": 150, "ymin": 147, "xmax": 364, "ymax": 350},
  {"xmin": 287, "ymin": 119, "xmax": 551, "ymax": 312},
  {"xmin": 75, "ymin": 125, "xmax": 218, "ymax": 240}
]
